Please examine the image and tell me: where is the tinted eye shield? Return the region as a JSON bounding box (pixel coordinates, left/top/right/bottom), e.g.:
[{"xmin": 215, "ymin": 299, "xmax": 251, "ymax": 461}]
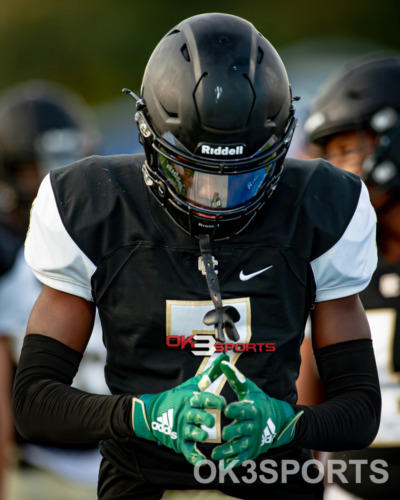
[{"xmin": 158, "ymin": 154, "xmax": 277, "ymax": 210}]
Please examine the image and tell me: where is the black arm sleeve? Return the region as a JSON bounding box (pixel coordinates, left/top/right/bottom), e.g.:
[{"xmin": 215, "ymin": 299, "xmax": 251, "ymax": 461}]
[
  {"xmin": 12, "ymin": 334, "xmax": 134, "ymax": 444},
  {"xmin": 292, "ymin": 338, "xmax": 381, "ymax": 451}
]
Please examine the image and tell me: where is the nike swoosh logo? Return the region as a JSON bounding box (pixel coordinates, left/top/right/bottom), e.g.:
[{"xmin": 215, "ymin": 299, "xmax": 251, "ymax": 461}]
[{"xmin": 239, "ymin": 265, "xmax": 273, "ymax": 281}]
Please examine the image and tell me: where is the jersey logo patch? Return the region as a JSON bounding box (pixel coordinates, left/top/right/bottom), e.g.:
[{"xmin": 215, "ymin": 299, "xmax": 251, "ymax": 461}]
[
  {"xmin": 198, "ymin": 256, "xmax": 218, "ymax": 275},
  {"xmin": 239, "ymin": 265, "xmax": 273, "ymax": 281}
]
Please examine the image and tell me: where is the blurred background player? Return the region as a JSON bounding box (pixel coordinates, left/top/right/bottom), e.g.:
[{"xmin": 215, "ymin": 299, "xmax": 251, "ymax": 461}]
[
  {"xmin": 0, "ymin": 79, "xmax": 100, "ymax": 237},
  {"xmin": 0, "ymin": 166, "xmax": 22, "ymax": 500},
  {"xmin": 299, "ymin": 54, "xmax": 400, "ymax": 499},
  {"xmin": 0, "ymin": 79, "xmax": 106, "ymax": 500},
  {"xmin": 0, "ymin": 223, "xmax": 20, "ymax": 500}
]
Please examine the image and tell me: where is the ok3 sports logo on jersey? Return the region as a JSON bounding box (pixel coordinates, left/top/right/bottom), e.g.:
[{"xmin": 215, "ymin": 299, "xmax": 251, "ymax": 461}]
[
  {"xmin": 166, "ymin": 298, "xmax": 275, "ymax": 357},
  {"xmin": 166, "ymin": 334, "xmax": 276, "ymax": 356}
]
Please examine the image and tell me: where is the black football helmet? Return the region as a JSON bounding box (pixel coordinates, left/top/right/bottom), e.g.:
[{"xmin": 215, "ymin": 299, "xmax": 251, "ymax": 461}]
[
  {"xmin": 305, "ymin": 55, "xmax": 400, "ymax": 196},
  {"xmin": 0, "ymin": 79, "xmax": 100, "ymax": 233},
  {"xmin": 130, "ymin": 13, "xmax": 297, "ymax": 240},
  {"xmin": 0, "ymin": 79, "xmax": 100, "ymax": 179}
]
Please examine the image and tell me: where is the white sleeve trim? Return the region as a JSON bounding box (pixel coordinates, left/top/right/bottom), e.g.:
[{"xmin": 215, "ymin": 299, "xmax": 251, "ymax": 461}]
[
  {"xmin": 311, "ymin": 181, "xmax": 377, "ymax": 302},
  {"xmin": 24, "ymin": 174, "xmax": 96, "ymax": 301}
]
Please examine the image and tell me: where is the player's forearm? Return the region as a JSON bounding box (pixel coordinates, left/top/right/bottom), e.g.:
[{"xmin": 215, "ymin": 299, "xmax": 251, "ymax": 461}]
[
  {"xmin": 292, "ymin": 338, "xmax": 381, "ymax": 451},
  {"xmin": 12, "ymin": 334, "xmax": 133, "ymax": 444}
]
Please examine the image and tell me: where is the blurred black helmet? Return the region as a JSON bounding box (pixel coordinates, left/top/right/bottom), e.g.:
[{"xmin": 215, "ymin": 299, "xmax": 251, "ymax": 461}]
[
  {"xmin": 132, "ymin": 13, "xmax": 297, "ymax": 239},
  {"xmin": 0, "ymin": 80, "xmax": 100, "ymax": 233},
  {"xmin": 304, "ymin": 55, "xmax": 400, "ymax": 193},
  {"xmin": 0, "ymin": 79, "xmax": 100, "ymax": 177}
]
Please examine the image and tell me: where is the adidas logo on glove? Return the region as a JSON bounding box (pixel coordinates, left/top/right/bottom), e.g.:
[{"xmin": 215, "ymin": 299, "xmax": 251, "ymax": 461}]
[
  {"xmin": 261, "ymin": 418, "xmax": 277, "ymax": 446},
  {"xmin": 151, "ymin": 408, "xmax": 178, "ymax": 439}
]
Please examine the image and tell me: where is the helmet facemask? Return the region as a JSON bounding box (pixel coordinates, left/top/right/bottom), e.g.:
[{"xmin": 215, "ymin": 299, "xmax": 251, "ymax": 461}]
[
  {"xmin": 136, "ymin": 102, "xmax": 296, "ymax": 240},
  {"xmin": 363, "ymin": 107, "xmax": 400, "ymax": 195}
]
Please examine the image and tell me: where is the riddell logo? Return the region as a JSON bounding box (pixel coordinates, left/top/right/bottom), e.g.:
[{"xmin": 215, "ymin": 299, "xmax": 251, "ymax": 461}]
[
  {"xmin": 200, "ymin": 144, "xmax": 245, "ymax": 157},
  {"xmin": 152, "ymin": 409, "xmax": 177, "ymax": 439}
]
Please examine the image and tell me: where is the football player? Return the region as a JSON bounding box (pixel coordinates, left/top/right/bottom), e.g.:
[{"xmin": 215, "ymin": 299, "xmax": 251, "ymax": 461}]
[
  {"xmin": 300, "ymin": 55, "xmax": 400, "ymax": 500},
  {"xmin": 12, "ymin": 14, "xmax": 381, "ymax": 500},
  {"xmin": 0, "ymin": 79, "xmax": 99, "ymax": 238},
  {"xmin": 0, "ymin": 80, "xmax": 102, "ymax": 499}
]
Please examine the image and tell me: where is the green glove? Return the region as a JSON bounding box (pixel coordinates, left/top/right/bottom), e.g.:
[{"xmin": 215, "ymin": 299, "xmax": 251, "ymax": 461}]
[
  {"xmin": 132, "ymin": 353, "xmax": 228, "ymax": 466},
  {"xmin": 211, "ymin": 361, "xmax": 304, "ymax": 468}
]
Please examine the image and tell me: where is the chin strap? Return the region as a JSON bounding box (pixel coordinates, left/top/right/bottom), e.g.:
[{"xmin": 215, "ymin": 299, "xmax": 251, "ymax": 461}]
[{"xmin": 199, "ymin": 234, "xmax": 240, "ymax": 342}]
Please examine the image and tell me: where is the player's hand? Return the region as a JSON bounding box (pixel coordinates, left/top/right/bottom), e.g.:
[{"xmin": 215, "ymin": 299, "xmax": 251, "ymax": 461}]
[
  {"xmin": 132, "ymin": 353, "xmax": 228, "ymax": 466},
  {"xmin": 211, "ymin": 361, "xmax": 304, "ymax": 468}
]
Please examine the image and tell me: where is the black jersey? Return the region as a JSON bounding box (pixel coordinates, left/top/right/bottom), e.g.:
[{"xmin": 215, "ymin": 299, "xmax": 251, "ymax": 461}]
[
  {"xmin": 25, "ymin": 154, "xmax": 377, "ymax": 494},
  {"xmin": 330, "ymin": 256, "xmax": 400, "ymax": 499}
]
